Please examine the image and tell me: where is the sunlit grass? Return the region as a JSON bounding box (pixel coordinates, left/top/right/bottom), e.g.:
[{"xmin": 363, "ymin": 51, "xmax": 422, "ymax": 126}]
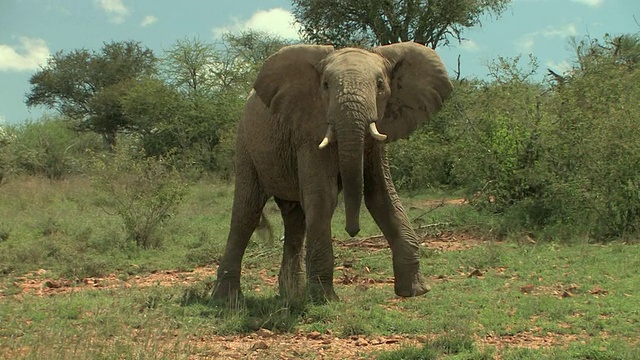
[{"xmin": 1, "ymin": 175, "xmax": 640, "ymax": 358}]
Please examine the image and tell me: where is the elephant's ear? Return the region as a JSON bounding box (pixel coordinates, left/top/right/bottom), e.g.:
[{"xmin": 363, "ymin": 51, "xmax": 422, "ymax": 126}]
[
  {"xmin": 373, "ymin": 42, "xmax": 453, "ymax": 141},
  {"xmin": 253, "ymin": 44, "xmax": 335, "ymax": 112}
]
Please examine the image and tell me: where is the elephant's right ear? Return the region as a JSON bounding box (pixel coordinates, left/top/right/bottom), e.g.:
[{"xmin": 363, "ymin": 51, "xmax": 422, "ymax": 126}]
[{"xmin": 253, "ymin": 45, "xmax": 335, "ymax": 112}]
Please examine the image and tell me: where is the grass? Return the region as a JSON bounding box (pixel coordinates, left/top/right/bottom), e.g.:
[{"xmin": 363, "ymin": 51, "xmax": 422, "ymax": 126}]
[{"xmin": 1, "ymin": 175, "xmax": 640, "ymax": 359}]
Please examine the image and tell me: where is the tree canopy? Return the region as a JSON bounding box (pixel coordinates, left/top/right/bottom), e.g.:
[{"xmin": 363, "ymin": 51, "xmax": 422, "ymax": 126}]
[
  {"xmin": 292, "ymin": 0, "xmax": 511, "ymax": 48},
  {"xmin": 25, "ymin": 41, "xmax": 157, "ymax": 148}
]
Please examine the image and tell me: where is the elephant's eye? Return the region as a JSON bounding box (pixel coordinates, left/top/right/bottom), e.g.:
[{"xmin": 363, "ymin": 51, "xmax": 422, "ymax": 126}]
[
  {"xmin": 376, "ymin": 78, "xmax": 384, "ymax": 91},
  {"xmin": 323, "ymin": 81, "xmax": 329, "ymax": 90}
]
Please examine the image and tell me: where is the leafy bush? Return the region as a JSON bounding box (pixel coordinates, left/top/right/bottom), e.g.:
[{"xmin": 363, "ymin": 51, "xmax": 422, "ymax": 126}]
[
  {"xmin": 443, "ymin": 36, "xmax": 640, "ymax": 240},
  {"xmin": 6, "ymin": 117, "xmax": 101, "ymax": 180},
  {"xmin": 91, "ymin": 139, "xmax": 189, "ymax": 248},
  {"xmin": 540, "ymin": 34, "xmax": 640, "ymax": 239},
  {"xmin": 0, "ymin": 124, "xmax": 17, "ymax": 184},
  {"xmin": 388, "ymin": 129, "xmax": 453, "ymax": 191}
]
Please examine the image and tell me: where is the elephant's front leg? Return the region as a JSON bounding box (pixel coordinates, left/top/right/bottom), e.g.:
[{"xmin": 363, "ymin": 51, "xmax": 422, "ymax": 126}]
[
  {"xmin": 298, "ymin": 151, "xmax": 339, "ymax": 302},
  {"xmin": 364, "ymin": 143, "xmax": 430, "ymax": 297},
  {"xmin": 212, "ymin": 143, "xmax": 268, "ymax": 303},
  {"xmin": 274, "ymin": 197, "xmax": 306, "ymax": 300}
]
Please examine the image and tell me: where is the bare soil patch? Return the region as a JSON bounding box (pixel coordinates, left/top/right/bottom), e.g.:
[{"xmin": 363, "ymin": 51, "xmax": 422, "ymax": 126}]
[
  {"xmin": 180, "ymin": 331, "xmax": 423, "ymax": 360},
  {"xmin": 2, "ymin": 231, "xmax": 485, "ymax": 299},
  {"xmin": 337, "ymin": 230, "xmax": 487, "ymax": 253},
  {"xmin": 1, "ymin": 267, "xmax": 218, "ymax": 298}
]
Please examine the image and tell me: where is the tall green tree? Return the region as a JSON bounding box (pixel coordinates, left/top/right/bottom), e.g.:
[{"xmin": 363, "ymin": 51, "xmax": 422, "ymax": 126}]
[
  {"xmin": 162, "ymin": 32, "xmax": 291, "ymax": 97},
  {"xmin": 162, "ymin": 37, "xmax": 218, "ymax": 96},
  {"xmin": 292, "ymin": 0, "xmax": 511, "ymax": 48},
  {"xmin": 151, "ymin": 32, "xmax": 292, "ymax": 172},
  {"xmin": 220, "ymin": 31, "xmax": 293, "ymax": 92},
  {"xmin": 25, "ymin": 41, "xmax": 157, "ymax": 148}
]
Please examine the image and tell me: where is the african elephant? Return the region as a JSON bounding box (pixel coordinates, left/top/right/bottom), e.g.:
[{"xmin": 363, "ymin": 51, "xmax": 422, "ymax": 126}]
[{"xmin": 212, "ymin": 42, "xmax": 452, "ymax": 302}]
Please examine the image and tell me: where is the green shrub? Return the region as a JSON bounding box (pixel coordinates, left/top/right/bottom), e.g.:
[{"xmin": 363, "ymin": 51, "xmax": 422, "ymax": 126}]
[
  {"xmin": 7, "ymin": 117, "xmax": 101, "ymax": 180},
  {"xmin": 442, "ymin": 35, "xmax": 640, "ymax": 240},
  {"xmin": 541, "ymin": 36, "xmax": 640, "ymax": 239},
  {"xmin": 0, "ymin": 125, "xmax": 16, "ymax": 184},
  {"xmin": 388, "ymin": 130, "xmax": 453, "ymax": 191},
  {"xmin": 91, "ymin": 140, "xmax": 189, "ymax": 248},
  {"xmin": 429, "ymin": 56, "xmax": 554, "ymax": 238}
]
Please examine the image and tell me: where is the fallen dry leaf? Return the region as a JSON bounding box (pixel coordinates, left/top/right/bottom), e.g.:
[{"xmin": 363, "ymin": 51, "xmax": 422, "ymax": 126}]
[
  {"xmin": 589, "ymin": 286, "xmax": 608, "ymax": 295},
  {"xmin": 520, "ymin": 284, "xmax": 535, "ymax": 294},
  {"xmin": 250, "ymin": 341, "xmax": 269, "ymax": 351}
]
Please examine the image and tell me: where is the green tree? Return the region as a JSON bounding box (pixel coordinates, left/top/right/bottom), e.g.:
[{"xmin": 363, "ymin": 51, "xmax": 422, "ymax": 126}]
[
  {"xmin": 163, "ymin": 37, "xmax": 218, "ymax": 96},
  {"xmin": 220, "ymin": 31, "xmax": 293, "ymax": 92},
  {"xmin": 292, "ymin": 0, "xmax": 511, "ymax": 48},
  {"xmin": 118, "ymin": 77, "xmax": 183, "ymax": 156},
  {"xmin": 153, "ymin": 32, "xmax": 291, "ymax": 172},
  {"xmin": 25, "ymin": 41, "xmax": 157, "ymax": 148},
  {"xmin": 162, "ymin": 32, "xmax": 291, "ymax": 96}
]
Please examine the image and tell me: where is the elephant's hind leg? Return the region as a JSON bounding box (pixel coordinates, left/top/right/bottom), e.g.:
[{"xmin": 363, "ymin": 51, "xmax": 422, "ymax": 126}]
[
  {"xmin": 212, "ymin": 153, "xmax": 268, "ymax": 303},
  {"xmin": 274, "ymin": 197, "xmax": 306, "ymax": 300}
]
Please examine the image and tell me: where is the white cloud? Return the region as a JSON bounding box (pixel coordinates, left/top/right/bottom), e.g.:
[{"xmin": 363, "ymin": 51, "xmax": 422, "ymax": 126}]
[
  {"xmin": 140, "ymin": 15, "xmax": 158, "ymax": 27},
  {"xmin": 213, "ymin": 8, "xmax": 300, "ymax": 39},
  {"xmin": 516, "ymin": 36, "xmax": 536, "ymax": 52},
  {"xmin": 516, "ymin": 24, "xmax": 577, "ymax": 52},
  {"xmin": 0, "ymin": 37, "xmax": 50, "ymax": 72},
  {"xmin": 0, "ymin": 115, "xmax": 5, "ymax": 124},
  {"xmin": 96, "ymin": 0, "xmax": 130, "ymax": 24},
  {"xmin": 541, "ymin": 24, "xmax": 578, "ymax": 38},
  {"xmin": 459, "ymin": 39, "xmax": 479, "ymax": 52},
  {"xmin": 571, "ymin": 0, "xmax": 603, "ymax": 7}
]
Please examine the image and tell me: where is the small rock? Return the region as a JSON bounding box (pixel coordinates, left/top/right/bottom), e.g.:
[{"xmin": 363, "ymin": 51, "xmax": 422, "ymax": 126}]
[
  {"xmin": 307, "ymin": 331, "xmax": 322, "ymax": 340},
  {"xmin": 355, "ymin": 338, "xmax": 369, "ymax": 346}
]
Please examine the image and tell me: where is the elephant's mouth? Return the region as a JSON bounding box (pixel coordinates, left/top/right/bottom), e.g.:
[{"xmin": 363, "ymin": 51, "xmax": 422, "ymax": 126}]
[{"xmin": 318, "ymin": 121, "xmax": 387, "ymax": 149}]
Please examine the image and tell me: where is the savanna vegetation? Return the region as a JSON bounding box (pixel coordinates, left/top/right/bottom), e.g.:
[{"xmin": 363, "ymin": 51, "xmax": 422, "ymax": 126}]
[{"xmin": 1, "ymin": 0, "xmax": 640, "ymax": 357}]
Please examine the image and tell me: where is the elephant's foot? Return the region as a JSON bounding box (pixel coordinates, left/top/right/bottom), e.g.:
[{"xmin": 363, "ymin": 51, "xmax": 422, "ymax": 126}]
[
  {"xmin": 211, "ymin": 272, "xmax": 243, "ymax": 305},
  {"xmin": 308, "ymin": 282, "xmax": 339, "ymax": 303},
  {"xmin": 394, "ymin": 272, "xmax": 431, "ymax": 297},
  {"xmin": 278, "ymin": 270, "xmax": 305, "ymax": 300}
]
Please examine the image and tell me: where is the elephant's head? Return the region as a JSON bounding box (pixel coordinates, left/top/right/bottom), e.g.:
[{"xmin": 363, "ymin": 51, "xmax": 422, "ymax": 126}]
[{"xmin": 253, "ymin": 42, "xmax": 452, "ymax": 237}]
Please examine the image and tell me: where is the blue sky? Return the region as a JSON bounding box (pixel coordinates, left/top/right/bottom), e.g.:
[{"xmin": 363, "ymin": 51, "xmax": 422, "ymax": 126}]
[{"xmin": 0, "ymin": 0, "xmax": 638, "ymax": 125}]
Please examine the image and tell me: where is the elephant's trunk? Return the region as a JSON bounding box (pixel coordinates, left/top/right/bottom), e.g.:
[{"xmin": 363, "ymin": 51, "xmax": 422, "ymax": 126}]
[{"xmin": 335, "ymin": 121, "xmax": 366, "ymax": 237}]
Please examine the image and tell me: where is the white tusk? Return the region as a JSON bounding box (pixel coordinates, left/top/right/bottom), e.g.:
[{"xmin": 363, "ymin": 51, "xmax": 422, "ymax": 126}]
[
  {"xmin": 318, "ymin": 124, "xmax": 334, "ymax": 149},
  {"xmin": 369, "ymin": 122, "xmax": 387, "ymax": 141},
  {"xmin": 318, "ymin": 137, "xmax": 330, "ymax": 149}
]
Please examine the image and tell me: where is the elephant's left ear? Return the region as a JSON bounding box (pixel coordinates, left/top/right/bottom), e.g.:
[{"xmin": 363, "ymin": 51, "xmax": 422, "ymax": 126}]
[
  {"xmin": 373, "ymin": 42, "xmax": 453, "ymax": 141},
  {"xmin": 253, "ymin": 44, "xmax": 335, "ymax": 113}
]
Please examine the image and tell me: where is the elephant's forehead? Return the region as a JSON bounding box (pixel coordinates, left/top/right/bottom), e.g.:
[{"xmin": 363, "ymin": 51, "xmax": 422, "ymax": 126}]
[{"xmin": 326, "ymin": 48, "xmax": 384, "ymax": 71}]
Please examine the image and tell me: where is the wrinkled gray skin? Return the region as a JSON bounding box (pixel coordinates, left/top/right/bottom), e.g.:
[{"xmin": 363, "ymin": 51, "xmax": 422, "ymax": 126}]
[{"xmin": 212, "ymin": 42, "xmax": 452, "ymax": 302}]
